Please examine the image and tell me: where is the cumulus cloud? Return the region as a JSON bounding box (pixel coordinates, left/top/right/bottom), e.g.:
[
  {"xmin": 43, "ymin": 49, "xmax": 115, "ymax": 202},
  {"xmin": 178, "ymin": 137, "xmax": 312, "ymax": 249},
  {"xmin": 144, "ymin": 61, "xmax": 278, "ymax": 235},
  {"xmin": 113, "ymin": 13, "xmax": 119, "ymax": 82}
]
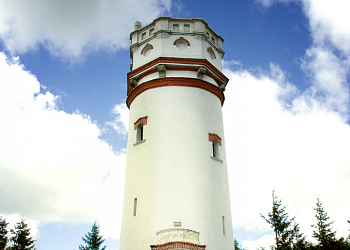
[
  {"xmin": 0, "ymin": 52, "xmax": 126, "ymax": 238},
  {"xmin": 303, "ymin": 0, "xmax": 350, "ymax": 55},
  {"xmin": 256, "ymin": 0, "xmax": 350, "ymax": 120},
  {"xmin": 241, "ymin": 4, "xmax": 350, "ymax": 248},
  {"xmin": 106, "ymin": 103, "xmax": 129, "ymax": 135},
  {"xmin": 0, "ymin": 0, "xmax": 172, "ymax": 61},
  {"xmin": 223, "ymin": 63, "xmax": 350, "ymax": 248}
]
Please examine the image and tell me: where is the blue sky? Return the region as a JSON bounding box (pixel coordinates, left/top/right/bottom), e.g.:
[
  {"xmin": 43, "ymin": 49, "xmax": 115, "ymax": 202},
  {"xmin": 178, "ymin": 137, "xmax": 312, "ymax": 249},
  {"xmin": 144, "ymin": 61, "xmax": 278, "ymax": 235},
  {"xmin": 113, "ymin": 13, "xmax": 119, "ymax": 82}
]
[{"xmin": 0, "ymin": 0, "xmax": 349, "ymax": 249}]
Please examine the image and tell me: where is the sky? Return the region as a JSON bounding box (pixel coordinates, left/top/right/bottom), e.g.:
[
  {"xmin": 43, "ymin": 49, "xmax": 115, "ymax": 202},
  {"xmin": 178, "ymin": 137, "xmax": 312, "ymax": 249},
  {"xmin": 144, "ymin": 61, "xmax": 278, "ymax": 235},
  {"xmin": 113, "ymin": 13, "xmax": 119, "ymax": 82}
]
[{"xmin": 0, "ymin": 0, "xmax": 349, "ymax": 249}]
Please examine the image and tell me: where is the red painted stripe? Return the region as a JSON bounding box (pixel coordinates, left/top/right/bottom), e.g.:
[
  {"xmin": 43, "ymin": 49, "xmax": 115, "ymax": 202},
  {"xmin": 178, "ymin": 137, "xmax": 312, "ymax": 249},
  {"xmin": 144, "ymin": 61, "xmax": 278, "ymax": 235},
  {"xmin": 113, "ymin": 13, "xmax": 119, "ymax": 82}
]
[{"xmin": 126, "ymin": 77, "xmax": 224, "ymax": 108}]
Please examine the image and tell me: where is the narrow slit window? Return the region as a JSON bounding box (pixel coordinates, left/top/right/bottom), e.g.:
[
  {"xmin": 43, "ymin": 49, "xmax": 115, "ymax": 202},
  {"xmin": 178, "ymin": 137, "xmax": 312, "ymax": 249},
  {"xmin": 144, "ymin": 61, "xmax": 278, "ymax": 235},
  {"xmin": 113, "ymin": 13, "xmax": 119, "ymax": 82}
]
[
  {"xmin": 212, "ymin": 142, "xmax": 216, "ymax": 158},
  {"xmin": 133, "ymin": 198, "xmax": 137, "ymax": 216},
  {"xmin": 212, "ymin": 140, "xmax": 219, "ymax": 159},
  {"xmin": 137, "ymin": 124, "xmax": 143, "ymax": 142},
  {"xmin": 222, "ymin": 216, "xmax": 226, "ymax": 235}
]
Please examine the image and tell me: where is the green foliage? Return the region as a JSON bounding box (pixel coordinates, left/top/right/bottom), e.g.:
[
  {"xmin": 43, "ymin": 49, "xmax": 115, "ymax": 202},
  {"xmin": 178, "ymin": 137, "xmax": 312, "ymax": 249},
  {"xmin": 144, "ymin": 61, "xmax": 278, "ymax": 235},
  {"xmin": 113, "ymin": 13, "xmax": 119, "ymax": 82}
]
[
  {"xmin": 79, "ymin": 222, "xmax": 106, "ymax": 250},
  {"xmin": 261, "ymin": 191, "xmax": 308, "ymax": 250},
  {"xmin": 312, "ymin": 198, "xmax": 337, "ymax": 249},
  {"xmin": 234, "ymin": 238, "xmax": 244, "ymax": 250},
  {"xmin": 8, "ymin": 219, "xmax": 36, "ymax": 250},
  {"xmin": 0, "ymin": 216, "xmax": 9, "ymax": 250}
]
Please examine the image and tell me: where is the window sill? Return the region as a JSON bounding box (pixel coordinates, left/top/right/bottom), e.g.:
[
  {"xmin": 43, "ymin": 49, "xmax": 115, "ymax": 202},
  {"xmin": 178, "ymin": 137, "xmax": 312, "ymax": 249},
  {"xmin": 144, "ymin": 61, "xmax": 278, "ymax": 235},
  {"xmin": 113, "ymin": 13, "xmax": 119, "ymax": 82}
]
[
  {"xmin": 210, "ymin": 156, "xmax": 223, "ymax": 163},
  {"xmin": 133, "ymin": 139, "xmax": 146, "ymax": 147}
]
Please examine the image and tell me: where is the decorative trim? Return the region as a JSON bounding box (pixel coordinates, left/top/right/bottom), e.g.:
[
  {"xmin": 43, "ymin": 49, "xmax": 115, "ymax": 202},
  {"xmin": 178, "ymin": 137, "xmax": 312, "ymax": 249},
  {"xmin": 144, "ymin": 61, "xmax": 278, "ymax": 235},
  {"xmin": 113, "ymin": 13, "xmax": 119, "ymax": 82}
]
[
  {"xmin": 150, "ymin": 242, "xmax": 206, "ymax": 250},
  {"xmin": 207, "ymin": 47, "xmax": 216, "ymax": 59},
  {"xmin": 128, "ymin": 57, "xmax": 228, "ymax": 86},
  {"xmin": 141, "ymin": 43, "xmax": 153, "ymax": 55},
  {"xmin": 134, "ymin": 116, "xmax": 148, "ymax": 130},
  {"xmin": 197, "ymin": 67, "xmax": 206, "ymax": 80},
  {"xmin": 137, "ymin": 69, "xmax": 158, "ymax": 82},
  {"xmin": 157, "ymin": 64, "xmax": 166, "ymax": 78},
  {"xmin": 209, "ymin": 133, "xmax": 221, "ymax": 146},
  {"xmin": 126, "ymin": 78, "xmax": 225, "ymax": 108},
  {"xmin": 173, "ymin": 37, "xmax": 190, "ymax": 46},
  {"xmin": 136, "ymin": 66, "xmax": 221, "ymax": 87}
]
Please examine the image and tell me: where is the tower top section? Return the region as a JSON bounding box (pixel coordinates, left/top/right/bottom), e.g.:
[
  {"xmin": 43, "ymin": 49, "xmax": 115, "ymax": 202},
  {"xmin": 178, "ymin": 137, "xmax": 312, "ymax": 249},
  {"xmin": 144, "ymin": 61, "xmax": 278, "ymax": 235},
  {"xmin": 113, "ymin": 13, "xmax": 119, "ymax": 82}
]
[{"xmin": 130, "ymin": 17, "xmax": 225, "ymax": 71}]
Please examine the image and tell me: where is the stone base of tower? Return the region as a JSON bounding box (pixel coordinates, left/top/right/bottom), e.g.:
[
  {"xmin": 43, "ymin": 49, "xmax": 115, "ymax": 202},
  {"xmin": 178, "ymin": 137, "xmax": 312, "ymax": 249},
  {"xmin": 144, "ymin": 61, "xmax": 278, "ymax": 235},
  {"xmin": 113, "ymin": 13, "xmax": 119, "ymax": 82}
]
[{"xmin": 150, "ymin": 229, "xmax": 206, "ymax": 250}]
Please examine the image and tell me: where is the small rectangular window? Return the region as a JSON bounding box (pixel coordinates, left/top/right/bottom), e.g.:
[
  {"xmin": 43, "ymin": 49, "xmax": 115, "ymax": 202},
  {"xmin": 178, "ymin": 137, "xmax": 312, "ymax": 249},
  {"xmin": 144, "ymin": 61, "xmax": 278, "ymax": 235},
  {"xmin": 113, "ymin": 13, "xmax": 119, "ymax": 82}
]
[
  {"xmin": 184, "ymin": 24, "xmax": 190, "ymax": 32},
  {"xmin": 222, "ymin": 216, "xmax": 225, "ymax": 235},
  {"xmin": 137, "ymin": 125, "xmax": 143, "ymax": 142},
  {"xmin": 206, "ymin": 31, "xmax": 210, "ymax": 37},
  {"xmin": 133, "ymin": 198, "xmax": 137, "ymax": 216},
  {"xmin": 141, "ymin": 32, "xmax": 146, "ymax": 40},
  {"xmin": 212, "ymin": 141, "xmax": 219, "ymax": 159},
  {"xmin": 173, "ymin": 24, "xmax": 179, "ymax": 31},
  {"xmin": 211, "ymin": 37, "xmax": 216, "ymax": 44},
  {"xmin": 149, "ymin": 28, "xmax": 154, "ymax": 36}
]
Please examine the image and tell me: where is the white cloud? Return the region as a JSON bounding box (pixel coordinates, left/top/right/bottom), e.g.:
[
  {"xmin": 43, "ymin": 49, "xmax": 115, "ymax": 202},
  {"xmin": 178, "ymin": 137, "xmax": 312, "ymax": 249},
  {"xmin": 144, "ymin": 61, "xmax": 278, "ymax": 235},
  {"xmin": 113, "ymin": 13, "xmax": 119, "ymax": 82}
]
[
  {"xmin": 0, "ymin": 52, "xmax": 126, "ymax": 238},
  {"xmin": 223, "ymin": 63, "xmax": 350, "ymax": 245},
  {"xmin": 0, "ymin": 0, "xmax": 172, "ymax": 61},
  {"xmin": 106, "ymin": 103, "xmax": 129, "ymax": 135},
  {"xmin": 303, "ymin": 0, "xmax": 350, "ymax": 55},
  {"xmin": 243, "ymin": 234, "xmax": 275, "ymax": 249},
  {"xmin": 242, "ymin": 1, "xmax": 350, "ymax": 244}
]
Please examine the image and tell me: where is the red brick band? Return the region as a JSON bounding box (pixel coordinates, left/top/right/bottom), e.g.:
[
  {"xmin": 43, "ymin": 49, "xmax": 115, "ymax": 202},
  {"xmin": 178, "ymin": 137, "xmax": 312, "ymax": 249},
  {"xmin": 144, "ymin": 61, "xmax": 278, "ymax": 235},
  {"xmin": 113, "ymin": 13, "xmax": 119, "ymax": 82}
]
[
  {"xmin": 136, "ymin": 69, "xmax": 158, "ymax": 82},
  {"xmin": 128, "ymin": 57, "xmax": 228, "ymax": 86},
  {"xmin": 150, "ymin": 242, "xmax": 206, "ymax": 250},
  {"xmin": 135, "ymin": 66, "xmax": 221, "ymax": 87},
  {"xmin": 209, "ymin": 133, "xmax": 222, "ymax": 146},
  {"xmin": 126, "ymin": 78, "xmax": 225, "ymax": 108}
]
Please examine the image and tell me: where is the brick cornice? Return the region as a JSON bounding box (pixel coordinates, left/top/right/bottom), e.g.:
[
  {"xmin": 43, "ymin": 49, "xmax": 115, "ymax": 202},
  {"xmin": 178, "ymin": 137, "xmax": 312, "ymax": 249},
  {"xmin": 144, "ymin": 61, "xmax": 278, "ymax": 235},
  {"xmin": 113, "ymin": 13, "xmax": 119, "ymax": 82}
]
[
  {"xmin": 141, "ymin": 43, "xmax": 153, "ymax": 55},
  {"xmin": 126, "ymin": 77, "xmax": 225, "ymax": 108},
  {"xmin": 173, "ymin": 37, "xmax": 190, "ymax": 46},
  {"xmin": 207, "ymin": 47, "xmax": 216, "ymax": 59},
  {"xmin": 150, "ymin": 241, "xmax": 206, "ymax": 250},
  {"xmin": 128, "ymin": 57, "xmax": 228, "ymax": 84},
  {"xmin": 134, "ymin": 116, "xmax": 148, "ymax": 130},
  {"xmin": 209, "ymin": 133, "xmax": 222, "ymax": 146}
]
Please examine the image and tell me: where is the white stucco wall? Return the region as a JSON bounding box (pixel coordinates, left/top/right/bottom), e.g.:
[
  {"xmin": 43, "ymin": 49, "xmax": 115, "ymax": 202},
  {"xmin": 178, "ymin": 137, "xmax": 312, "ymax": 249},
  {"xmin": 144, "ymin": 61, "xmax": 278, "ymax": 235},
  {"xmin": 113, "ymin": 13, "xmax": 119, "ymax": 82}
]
[{"xmin": 120, "ymin": 85, "xmax": 233, "ymax": 250}]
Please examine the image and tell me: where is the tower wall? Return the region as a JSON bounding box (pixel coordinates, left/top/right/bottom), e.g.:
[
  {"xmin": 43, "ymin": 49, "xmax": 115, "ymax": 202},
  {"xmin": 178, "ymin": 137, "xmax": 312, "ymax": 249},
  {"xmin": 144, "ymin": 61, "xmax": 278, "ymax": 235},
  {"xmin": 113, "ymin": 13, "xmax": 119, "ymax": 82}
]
[{"xmin": 120, "ymin": 17, "xmax": 233, "ymax": 250}]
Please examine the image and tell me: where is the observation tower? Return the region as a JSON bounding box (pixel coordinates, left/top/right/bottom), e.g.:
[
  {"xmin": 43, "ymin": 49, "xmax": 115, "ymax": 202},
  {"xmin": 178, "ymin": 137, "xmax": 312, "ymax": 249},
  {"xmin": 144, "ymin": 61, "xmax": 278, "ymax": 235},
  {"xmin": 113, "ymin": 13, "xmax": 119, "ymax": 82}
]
[{"xmin": 120, "ymin": 17, "xmax": 233, "ymax": 250}]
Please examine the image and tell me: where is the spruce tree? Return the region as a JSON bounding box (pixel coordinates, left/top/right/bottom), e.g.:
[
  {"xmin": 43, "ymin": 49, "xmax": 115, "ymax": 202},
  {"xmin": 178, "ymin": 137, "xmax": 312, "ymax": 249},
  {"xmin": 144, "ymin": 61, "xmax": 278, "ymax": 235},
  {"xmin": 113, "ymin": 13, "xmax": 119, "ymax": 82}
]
[
  {"xmin": 261, "ymin": 191, "xmax": 308, "ymax": 250},
  {"xmin": 312, "ymin": 198, "xmax": 337, "ymax": 249},
  {"xmin": 79, "ymin": 222, "xmax": 106, "ymax": 250},
  {"xmin": 0, "ymin": 216, "xmax": 9, "ymax": 250},
  {"xmin": 234, "ymin": 238, "xmax": 244, "ymax": 250},
  {"xmin": 8, "ymin": 219, "xmax": 36, "ymax": 250}
]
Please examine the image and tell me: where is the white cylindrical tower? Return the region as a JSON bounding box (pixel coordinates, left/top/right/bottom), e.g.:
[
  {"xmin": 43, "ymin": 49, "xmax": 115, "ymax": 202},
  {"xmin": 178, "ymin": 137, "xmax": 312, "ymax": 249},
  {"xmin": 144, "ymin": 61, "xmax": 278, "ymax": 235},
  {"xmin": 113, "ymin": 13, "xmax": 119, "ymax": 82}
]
[{"xmin": 120, "ymin": 17, "xmax": 233, "ymax": 250}]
